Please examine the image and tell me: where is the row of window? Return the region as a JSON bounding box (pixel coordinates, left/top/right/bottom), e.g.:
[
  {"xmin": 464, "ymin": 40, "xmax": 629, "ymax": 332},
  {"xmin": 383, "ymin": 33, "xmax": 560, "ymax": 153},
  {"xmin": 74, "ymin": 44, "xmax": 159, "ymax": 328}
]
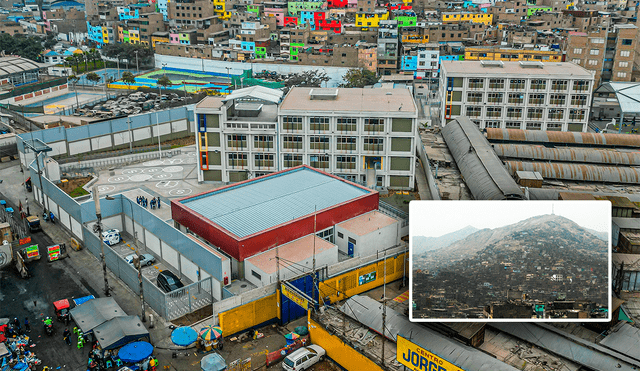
[
  {"xmin": 464, "ymin": 93, "xmax": 588, "ymax": 106},
  {"xmin": 224, "ymin": 154, "xmax": 409, "ymax": 171},
  {"xmin": 573, "ymin": 48, "xmax": 631, "ymax": 57},
  {"xmin": 282, "ymin": 116, "xmax": 389, "ymax": 132},
  {"xmin": 281, "ymin": 136, "xmax": 389, "ymax": 151},
  {"xmin": 465, "ymin": 106, "xmax": 587, "ymax": 121},
  {"xmin": 463, "ymin": 78, "xmax": 590, "ymax": 92}
]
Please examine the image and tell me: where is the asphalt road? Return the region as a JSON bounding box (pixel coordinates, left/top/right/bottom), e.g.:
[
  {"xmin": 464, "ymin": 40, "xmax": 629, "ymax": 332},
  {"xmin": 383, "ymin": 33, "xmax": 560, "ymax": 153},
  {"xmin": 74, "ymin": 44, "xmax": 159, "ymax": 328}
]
[{"xmin": 0, "ymin": 193, "xmax": 97, "ymax": 370}]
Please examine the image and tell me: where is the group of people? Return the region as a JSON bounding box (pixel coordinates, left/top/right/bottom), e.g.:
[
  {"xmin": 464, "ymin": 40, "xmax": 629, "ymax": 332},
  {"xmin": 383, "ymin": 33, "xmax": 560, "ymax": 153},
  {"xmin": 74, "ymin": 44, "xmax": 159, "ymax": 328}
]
[
  {"xmin": 136, "ymin": 196, "xmax": 161, "ymax": 210},
  {"xmin": 4, "ymin": 317, "xmax": 30, "ymax": 338}
]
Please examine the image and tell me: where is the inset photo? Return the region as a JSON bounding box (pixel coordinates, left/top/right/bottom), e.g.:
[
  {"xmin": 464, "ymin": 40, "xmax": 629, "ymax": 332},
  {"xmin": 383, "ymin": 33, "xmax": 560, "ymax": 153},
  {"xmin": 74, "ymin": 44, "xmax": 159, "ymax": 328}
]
[{"xmin": 410, "ymin": 200, "xmax": 611, "ymax": 322}]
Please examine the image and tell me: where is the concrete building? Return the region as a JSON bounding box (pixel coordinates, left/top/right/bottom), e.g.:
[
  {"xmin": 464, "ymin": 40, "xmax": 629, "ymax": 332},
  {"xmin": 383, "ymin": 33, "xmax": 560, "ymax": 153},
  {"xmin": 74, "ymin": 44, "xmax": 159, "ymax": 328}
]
[
  {"xmin": 244, "ymin": 234, "xmax": 339, "ymax": 287},
  {"xmin": 194, "ymin": 86, "xmax": 419, "ymax": 189},
  {"xmin": 440, "ymin": 60, "xmax": 594, "ymax": 132},
  {"xmin": 334, "ymin": 210, "xmax": 401, "ymax": 257}
]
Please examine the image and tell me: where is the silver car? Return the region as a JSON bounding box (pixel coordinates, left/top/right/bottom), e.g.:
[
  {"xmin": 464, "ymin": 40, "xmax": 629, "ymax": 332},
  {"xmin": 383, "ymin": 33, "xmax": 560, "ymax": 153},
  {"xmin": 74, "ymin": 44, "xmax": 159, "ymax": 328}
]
[{"xmin": 125, "ymin": 253, "xmax": 156, "ymax": 267}]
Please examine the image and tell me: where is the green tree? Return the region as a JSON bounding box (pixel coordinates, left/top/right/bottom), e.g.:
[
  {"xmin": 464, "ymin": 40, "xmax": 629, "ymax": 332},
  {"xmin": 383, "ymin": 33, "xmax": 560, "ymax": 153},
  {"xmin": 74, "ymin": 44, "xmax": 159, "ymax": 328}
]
[
  {"xmin": 0, "ymin": 34, "xmax": 46, "ymax": 61},
  {"xmin": 86, "ymin": 72, "xmax": 100, "ymax": 87},
  {"xmin": 340, "ymin": 68, "xmax": 379, "ymax": 88},
  {"xmin": 87, "ymin": 49, "xmax": 101, "ymax": 69},
  {"xmin": 121, "ymin": 71, "xmax": 136, "ymax": 89},
  {"xmin": 283, "ymin": 70, "xmax": 329, "ymax": 93},
  {"xmin": 157, "ymin": 75, "xmax": 171, "ymax": 89}
]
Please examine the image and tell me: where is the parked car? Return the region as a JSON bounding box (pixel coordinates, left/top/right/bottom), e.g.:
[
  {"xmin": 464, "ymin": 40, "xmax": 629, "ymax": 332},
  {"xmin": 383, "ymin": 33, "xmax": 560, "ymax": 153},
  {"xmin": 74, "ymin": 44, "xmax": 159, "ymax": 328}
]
[
  {"xmin": 282, "ymin": 345, "xmax": 325, "ymax": 371},
  {"xmin": 102, "ymin": 229, "xmax": 121, "ymax": 246},
  {"xmin": 156, "ymin": 270, "xmax": 184, "ymax": 293},
  {"xmin": 125, "ymin": 253, "xmax": 155, "ymax": 267}
]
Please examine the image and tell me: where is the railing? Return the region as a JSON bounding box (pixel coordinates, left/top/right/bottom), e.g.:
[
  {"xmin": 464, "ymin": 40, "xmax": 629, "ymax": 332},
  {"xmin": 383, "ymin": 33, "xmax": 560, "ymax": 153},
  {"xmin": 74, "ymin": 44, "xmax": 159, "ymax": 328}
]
[{"xmin": 379, "ymin": 200, "xmax": 408, "ymax": 227}]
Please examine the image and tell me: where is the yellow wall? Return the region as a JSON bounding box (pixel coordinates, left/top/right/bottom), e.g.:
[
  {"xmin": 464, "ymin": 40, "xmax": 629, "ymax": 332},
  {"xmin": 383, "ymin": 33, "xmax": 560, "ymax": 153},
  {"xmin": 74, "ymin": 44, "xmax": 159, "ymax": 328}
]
[
  {"xmin": 356, "ymin": 12, "xmax": 389, "ymax": 27},
  {"xmin": 319, "ymin": 252, "xmax": 408, "ymax": 304},
  {"xmin": 308, "ymin": 316, "xmax": 384, "ymax": 371},
  {"xmin": 218, "ymin": 293, "xmax": 278, "ymax": 336},
  {"xmin": 464, "ymin": 48, "xmax": 562, "ymax": 61},
  {"xmin": 102, "ymin": 27, "xmax": 110, "ymax": 43},
  {"xmin": 442, "ymin": 13, "xmax": 493, "ymax": 25},
  {"xmin": 402, "ymin": 34, "xmax": 429, "ymax": 43}
]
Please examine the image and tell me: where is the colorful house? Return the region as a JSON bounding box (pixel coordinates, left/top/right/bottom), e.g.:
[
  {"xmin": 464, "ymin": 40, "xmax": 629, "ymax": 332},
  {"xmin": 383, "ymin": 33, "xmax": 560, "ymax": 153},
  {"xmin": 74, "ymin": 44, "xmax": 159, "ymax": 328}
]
[
  {"xmin": 265, "ymin": 9, "xmax": 285, "ymax": 26},
  {"xmin": 441, "ymin": 12, "xmax": 493, "ymax": 25},
  {"xmin": 356, "ymin": 12, "xmax": 389, "ymax": 28},
  {"xmin": 328, "ymin": 0, "xmax": 348, "ymax": 8}
]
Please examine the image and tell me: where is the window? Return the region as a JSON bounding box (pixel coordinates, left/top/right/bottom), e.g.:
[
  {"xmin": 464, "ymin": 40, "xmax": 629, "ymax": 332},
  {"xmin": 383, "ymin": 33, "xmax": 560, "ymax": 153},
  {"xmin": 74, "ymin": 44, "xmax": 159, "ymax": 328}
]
[
  {"xmin": 363, "ymin": 137, "xmax": 384, "ymax": 151},
  {"xmin": 621, "ymin": 50, "xmax": 631, "ymax": 57},
  {"xmin": 505, "ymin": 121, "xmax": 522, "ymax": 129},
  {"xmin": 337, "ymin": 117, "xmax": 357, "ymax": 132},
  {"xmin": 573, "ymin": 48, "xmax": 582, "ymax": 54},
  {"xmin": 310, "ymin": 116, "xmax": 329, "ymax": 131},
  {"xmin": 571, "ymin": 58, "xmax": 581, "ymax": 64},
  {"xmin": 283, "ymin": 135, "xmax": 303, "ymax": 149},
  {"xmin": 198, "ymin": 114, "xmax": 206, "ymax": 131},
  {"xmin": 510, "ymin": 79, "xmax": 525, "ymax": 90},
  {"xmin": 254, "ymin": 135, "xmax": 274, "ymax": 149},
  {"xmin": 488, "ymin": 79, "xmax": 504, "ymax": 90},
  {"xmin": 591, "ymin": 38, "xmax": 604, "ymax": 44},
  {"xmin": 622, "ymin": 39, "xmax": 633, "ymax": 46},
  {"xmin": 507, "ymin": 107, "xmax": 523, "ymax": 119},
  {"xmin": 310, "ymin": 154, "xmax": 329, "ymax": 169},
  {"xmin": 284, "ymin": 154, "xmax": 302, "ymax": 167},
  {"xmin": 364, "ymin": 118, "xmax": 384, "ymax": 132},
  {"xmin": 526, "ymin": 122, "xmax": 542, "ymax": 130},
  {"xmin": 337, "ymin": 232, "xmax": 344, "ymax": 239},
  {"xmin": 336, "ymin": 156, "xmax": 356, "ymax": 169},
  {"xmin": 528, "ymin": 94, "xmax": 545, "ymax": 105},
  {"xmin": 228, "ymin": 153, "xmax": 247, "ymax": 167},
  {"xmin": 569, "ymin": 109, "xmax": 586, "ymax": 120},
  {"xmin": 348, "ymin": 237, "xmax": 357, "ymax": 244},
  {"xmin": 466, "ymin": 106, "xmax": 482, "ymax": 118},
  {"xmin": 548, "ymin": 109, "xmax": 564, "ymax": 120},
  {"xmin": 227, "ymin": 134, "xmax": 246, "ymax": 148},
  {"xmin": 254, "ymin": 153, "xmax": 274, "ymax": 167},
  {"xmin": 570, "ymin": 94, "xmax": 588, "ymax": 106},
  {"xmin": 508, "ymin": 93, "xmax": 524, "ymax": 105},
  {"xmin": 551, "ymin": 80, "xmax": 568, "ymax": 91},
  {"xmin": 617, "ymin": 72, "xmax": 627, "ymax": 78},
  {"xmin": 549, "ymin": 94, "xmax": 566, "ymax": 106},
  {"xmin": 336, "ymin": 136, "xmax": 356, "ymax": 151},
  {"xmin": 309, "ymin": 136, "xmax": 330, "ymax": 150},
  {"xmin": 487, "ymin": 92, "xmax": 503, "ymax": 104},
  {"xmin": 469, "ymin": 78, "xmax": 483, "ymax": 89},
  {"xmin": 546, "ymin": 122, "xmax": 562, "ymax": 130},
  {"xmin": 282, "ymin": 116, "xmax": 302, "ymax": 130},
  {"xmin": 530, "ymin": 79, "xmax": 546, "ymax": 90},
  {"xmin": 467, "ymin": 92, "xmax": 483, "ymax": 103},
  {"xmin": 485, "ymin": 121, "xmax": 501, "ymax": 128},
  {"xmin": 486, "ymin": 107, "xmax": 502, "ymax": 118},
  {"xmin": 589, "ymin": 49, "xmax": 599, "ymax": 55},
  {"xmin": 573, "ymin": 80, "xmax": 589, "ymax": 91},
  {"xmin": 527, "ymin": 108, "xmax": 544, "ymax": 120},
  {"xmin": 588, "ymin": 59, "xmax": 598, "ymax": 66},
  {"xmin": 251, "ymin": 270, "xmax": 261, "ymax": 280},
  {"xmin": 619, "ymin": 61, "xmax": 629, "ymax": 67}
]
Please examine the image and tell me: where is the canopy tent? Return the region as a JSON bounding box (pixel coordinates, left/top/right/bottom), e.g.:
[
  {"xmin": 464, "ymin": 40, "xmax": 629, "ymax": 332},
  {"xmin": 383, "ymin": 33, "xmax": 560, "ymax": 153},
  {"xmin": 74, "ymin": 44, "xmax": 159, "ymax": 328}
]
[
  {"xmin": 201, "ymin": 353, "xmax": 226, "ymax": 371},
  {"xmin": 93, "ymin": 316, "xmax": 150, "ymax": 350},
  {"xmin": 118, "ymin": 341, "xmax": 154, "ymax": 363},
  {"xmin": 594, "ymin": 82, "xmax": 640, "ymax": 132},
  {"xmin": 69, "ymin": 297, "xmax": 125, "ymax": 334}
]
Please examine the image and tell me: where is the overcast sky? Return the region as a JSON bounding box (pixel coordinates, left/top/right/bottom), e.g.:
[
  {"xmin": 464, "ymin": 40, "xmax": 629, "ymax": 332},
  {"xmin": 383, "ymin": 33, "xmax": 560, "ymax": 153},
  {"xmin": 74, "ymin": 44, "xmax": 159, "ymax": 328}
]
[{"xmin": 410, "ymin": 201, "xmax": 610, "ymax": 238}]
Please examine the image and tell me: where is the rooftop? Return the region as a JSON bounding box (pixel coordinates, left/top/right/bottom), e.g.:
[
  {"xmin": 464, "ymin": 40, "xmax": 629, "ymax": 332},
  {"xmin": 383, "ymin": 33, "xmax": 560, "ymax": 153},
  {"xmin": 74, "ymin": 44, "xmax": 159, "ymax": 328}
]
[
  {"xmin": 337, "ymin": 210, "xmax": 397, "ymax": 236},
  {"xmin": 279, "ymin": 87, "xmax": 417, "ymax": 114},
  {"xmin": 245, "ymin": 234, "xmax": 336, "ymax": 274},
  {"xmin": 441, "ymin": 60, "xmax": 593, "ymax": 78},
  {"xmin": 0, "ymin": 56, "xmax": 46, "ymax": 77},
  {"xmin": 179, "ymin": 166, "xmax": 374, "ymax": 238},
  {"xmin": 195, "ymin": 96, "xmax": 224, "ymax": 109}
]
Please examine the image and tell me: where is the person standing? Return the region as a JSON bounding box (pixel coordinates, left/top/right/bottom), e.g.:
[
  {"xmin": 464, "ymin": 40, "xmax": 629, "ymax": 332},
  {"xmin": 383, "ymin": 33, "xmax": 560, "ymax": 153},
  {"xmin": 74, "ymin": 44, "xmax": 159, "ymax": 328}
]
[
  {"xmin": 24, "ymin": 318, "xmax": 30, "ymax": 332},
  {"xmin": 63, "ymin": 328, "xmax": 71, "ymax": 345}
]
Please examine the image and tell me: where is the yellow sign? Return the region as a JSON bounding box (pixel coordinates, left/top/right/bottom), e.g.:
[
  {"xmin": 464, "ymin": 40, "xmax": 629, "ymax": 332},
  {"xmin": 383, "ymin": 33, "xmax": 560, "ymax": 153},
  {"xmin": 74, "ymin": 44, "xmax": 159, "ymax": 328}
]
[
  {"xmin": 397, "ymin": 335, "xmax": 465, "ymax": 371},
  {"xmin": 281, "ymin": 284, "xmax": 309, "ymax": 310}
]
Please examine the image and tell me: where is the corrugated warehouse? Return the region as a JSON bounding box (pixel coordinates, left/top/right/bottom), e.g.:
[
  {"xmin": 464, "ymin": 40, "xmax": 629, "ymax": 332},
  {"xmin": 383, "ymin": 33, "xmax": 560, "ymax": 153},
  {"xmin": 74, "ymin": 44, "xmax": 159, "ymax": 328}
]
[
  {"xmin": 171, "ymin": 166, "xmax": 378, "ymax": 261},
  {"xmin": 492, "ymin": 143, "xmax": 640, "ymax": 166},
  {"xmin": 503, "ymin": 160, "xmax": 640, "ymax": 184},
  {"xmin": 486, "ymin": 128, "xmax": 640, "ymax": 148},
  {"xmin": 441, "ymin": 117, "xmax": 524, "ymax": 200}
]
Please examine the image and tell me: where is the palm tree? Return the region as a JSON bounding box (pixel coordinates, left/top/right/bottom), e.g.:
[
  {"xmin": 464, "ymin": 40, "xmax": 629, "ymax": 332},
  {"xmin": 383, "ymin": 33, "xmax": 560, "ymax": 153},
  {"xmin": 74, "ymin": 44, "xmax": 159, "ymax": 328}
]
[{"xmin": 89, "ymin": 49, "xmax": 101, "ymax": 69}]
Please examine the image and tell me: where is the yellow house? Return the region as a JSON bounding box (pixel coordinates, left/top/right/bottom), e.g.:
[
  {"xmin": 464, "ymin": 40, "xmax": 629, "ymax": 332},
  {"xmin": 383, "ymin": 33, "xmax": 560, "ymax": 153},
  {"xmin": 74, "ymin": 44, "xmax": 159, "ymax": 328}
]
[
  {"xmin": 402, "ymin": 34, "xmax": 429, "ymax": 43},
  {"xmin": 441, "ymin": 12, "xmax": 493, "ymax": 26},
  {"xmin": 128, "ymin": 29, "xmax": 140, "ymax": 44},
  {"xmin": 101, "ymin": 27, "xmax": 110, "ymax": 44},
  {"xmin": 213, "ymin": 0, "xmax": 230, "ymax": 19},
  {"xmin": 464, "ymin": 47, "xmax": 562, "ymax": 62},
  {"xmin": 356, "ymin": 12, "xmax": 389, "ymax": 28},
  {"xmin": 151, "ymin": 34, "xmax": 170, "ymax": 48}
]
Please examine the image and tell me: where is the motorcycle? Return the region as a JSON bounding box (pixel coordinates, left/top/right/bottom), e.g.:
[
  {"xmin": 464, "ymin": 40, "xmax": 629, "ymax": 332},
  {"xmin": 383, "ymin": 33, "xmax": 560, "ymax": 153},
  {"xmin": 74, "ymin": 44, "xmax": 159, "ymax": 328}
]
[
  {"xmin": 43, "ymin": 212, "xmax": 48, "ymax": 222},
  {"xmin": 43, "ymin": 317, "xmax": 53, "ymax": 336},
  {"xmin": 49, "ymin": 212, "xmax": 55, "ymax": 224}
]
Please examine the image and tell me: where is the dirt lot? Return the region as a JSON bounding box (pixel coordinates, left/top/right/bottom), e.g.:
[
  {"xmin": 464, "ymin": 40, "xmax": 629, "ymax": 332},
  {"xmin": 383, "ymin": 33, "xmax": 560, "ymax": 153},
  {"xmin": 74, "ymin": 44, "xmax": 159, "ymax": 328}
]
[{"xmin": 57, "ymin": 176, "xmax": 91, "ymax": 197}]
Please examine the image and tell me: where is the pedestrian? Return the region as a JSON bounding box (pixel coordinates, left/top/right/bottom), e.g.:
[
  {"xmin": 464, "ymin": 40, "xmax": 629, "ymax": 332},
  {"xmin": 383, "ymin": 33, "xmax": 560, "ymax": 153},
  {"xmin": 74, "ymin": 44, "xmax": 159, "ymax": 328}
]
[
  {"xmin": 24, "ymin": 317, "xmax": 30, "ymax": 332},
  {"xmin": 157, "ymin": 197, "xmax": 161, "ymax": 209},
  {"xmin": 63, "ymin": 328, "xmax": 71, "ymax": 345},
  {"xmin": 13, "ymin": 317, "xmax": 20, "ymax": 331}
]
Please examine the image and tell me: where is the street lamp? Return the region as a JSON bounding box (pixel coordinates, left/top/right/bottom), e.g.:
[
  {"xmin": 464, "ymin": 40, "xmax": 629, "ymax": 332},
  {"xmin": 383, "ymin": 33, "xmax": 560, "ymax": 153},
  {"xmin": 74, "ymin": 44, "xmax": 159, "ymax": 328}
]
[
  {"xmin": 92, "ymin": 186, "xmax": 111, "ymax": 297},
  {"xmin": 102, "ymin": 70, "xmax": 109, "ymax": 100},
  {"xmin": 106, "ymin": 195, "xmax": 146, "ymax": 322},
  {"xmin": 134, "ymin": 50, "xmax": 139, "ymax": 75},
  {"xmin": 116, "ymin": 54, "xmax": 121, "ymax": 80}
]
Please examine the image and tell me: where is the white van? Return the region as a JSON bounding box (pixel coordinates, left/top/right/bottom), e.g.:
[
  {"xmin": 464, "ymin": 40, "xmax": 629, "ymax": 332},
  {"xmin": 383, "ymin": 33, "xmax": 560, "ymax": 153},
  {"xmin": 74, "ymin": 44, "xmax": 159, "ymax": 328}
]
[
  {"xmin": 102, "ymin": 229, "xmax": 121, "ymax": 246},
  {"xmin": 282, "ymin": 345, "xmax": 325, "ymax": 371}
]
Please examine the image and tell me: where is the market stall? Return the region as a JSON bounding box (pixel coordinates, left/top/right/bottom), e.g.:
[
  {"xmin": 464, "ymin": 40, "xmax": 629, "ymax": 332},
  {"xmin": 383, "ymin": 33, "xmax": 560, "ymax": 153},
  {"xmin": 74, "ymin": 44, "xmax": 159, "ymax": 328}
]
[{"xmin": 93, "ymin": 316, "xmax": 150, "ymax": 350}]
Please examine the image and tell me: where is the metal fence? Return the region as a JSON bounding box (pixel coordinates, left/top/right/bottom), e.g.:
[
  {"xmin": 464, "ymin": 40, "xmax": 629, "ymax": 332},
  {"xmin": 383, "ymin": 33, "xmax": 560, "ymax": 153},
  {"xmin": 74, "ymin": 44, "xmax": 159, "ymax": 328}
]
[
  {"xmin": 81, "ymin": 222, "xmax": 213, "ymax": 320},
  {"xmin": 379, "ymin": 200, "xmax": 409, "ymax": 227},
  {"xmin": 0, "ymin": 206, "xmax": 27, "ymax": 239}
]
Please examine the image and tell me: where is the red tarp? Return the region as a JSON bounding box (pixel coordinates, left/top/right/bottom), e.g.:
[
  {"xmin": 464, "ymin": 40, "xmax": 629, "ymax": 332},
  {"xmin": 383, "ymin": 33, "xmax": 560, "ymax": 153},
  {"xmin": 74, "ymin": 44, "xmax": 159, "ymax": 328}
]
[
  {"xmin": 266, "ymin": 336, "xmax": 308, "ymax": 366},
  {"xmin": 53, "ymin": 299, "xmax": 70, "ymax": 311}
]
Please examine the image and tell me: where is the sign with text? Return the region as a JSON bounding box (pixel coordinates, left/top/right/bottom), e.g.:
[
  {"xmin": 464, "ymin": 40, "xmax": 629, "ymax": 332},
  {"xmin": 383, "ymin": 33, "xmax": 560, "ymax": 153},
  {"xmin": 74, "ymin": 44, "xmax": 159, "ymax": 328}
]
[
  {"xmin": 19, "ymin": 236, "xmax": 31, "ymax": 245},
  {"xmin": 281, "ymin": 283, "xmax": 309, "ymax": 310},
  {"xmin": 47, "ymin": 245, "xmax": 61, "ymax": 261},
  {"xmin": 397, "ymin": 335, "xmax": 465, "ymax": 371}
]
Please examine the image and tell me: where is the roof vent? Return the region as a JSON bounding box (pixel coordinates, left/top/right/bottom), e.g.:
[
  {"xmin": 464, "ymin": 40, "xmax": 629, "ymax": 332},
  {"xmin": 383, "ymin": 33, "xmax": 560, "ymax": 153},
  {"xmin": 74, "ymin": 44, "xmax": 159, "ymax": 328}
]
[
  {"xmin": 310, "ymin": 88, "xmax": 338, "ymax": 100},
  {"xmin": 519, "ymin": 61, "xmax": 544, "ymax": 68},
  {"xmin": 480, "ymin": 60, "xmax": 504, "ymax": 68}
]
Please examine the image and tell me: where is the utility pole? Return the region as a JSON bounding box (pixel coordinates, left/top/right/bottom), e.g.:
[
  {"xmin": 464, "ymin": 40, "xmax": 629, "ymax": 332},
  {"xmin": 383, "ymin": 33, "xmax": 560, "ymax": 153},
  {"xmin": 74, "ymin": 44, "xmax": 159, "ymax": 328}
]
[
  {"xmin": 133, "ymin": 228, "xmax": 146, "ymax": 322},
  {"xmin": 312, "ymin": 205, "xmax": 317, "ymax": 307},
  {"xmin": 127, "ymin": 117, "xmax": 133, "ymax": 153},
  {"xmin": 381, "ymin": 250, "xmax": 387, "ymax": 367},
  {"xmin": 276, "ymin": 244, "xmax": 280, "ymax": 287},
  {"xmin": 92, "ymin": 186, "xmax": 110, "ymax": 297}
]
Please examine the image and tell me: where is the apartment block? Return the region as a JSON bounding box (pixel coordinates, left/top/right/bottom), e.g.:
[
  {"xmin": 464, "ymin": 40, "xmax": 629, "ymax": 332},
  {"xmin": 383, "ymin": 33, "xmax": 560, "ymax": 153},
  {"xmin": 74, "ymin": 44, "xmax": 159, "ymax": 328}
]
[
  {"xmin": 464, "ymin": 46, "xmax": 563, "ymax": 62},
  {"xmin": 195, "ymin": 86, "xmax": 418, "ymax": 189},
  {"xmin": 440, "ymin": 60, "xmax": 594, "ymax": 132}
]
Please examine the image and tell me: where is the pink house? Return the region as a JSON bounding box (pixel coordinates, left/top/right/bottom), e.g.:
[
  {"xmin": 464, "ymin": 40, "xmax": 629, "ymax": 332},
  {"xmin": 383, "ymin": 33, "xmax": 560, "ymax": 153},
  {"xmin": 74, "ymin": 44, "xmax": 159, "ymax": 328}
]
[{"xmin": 265, "ymin": 8, "xmax": 284, "ymax": 26}]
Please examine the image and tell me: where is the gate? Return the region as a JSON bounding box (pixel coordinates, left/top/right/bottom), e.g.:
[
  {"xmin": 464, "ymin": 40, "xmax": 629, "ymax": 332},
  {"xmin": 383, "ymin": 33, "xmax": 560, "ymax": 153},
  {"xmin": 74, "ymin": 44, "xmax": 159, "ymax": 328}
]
[{"xmin": 280, "ymin": 273, "xmax": 317, "ymax": 324}]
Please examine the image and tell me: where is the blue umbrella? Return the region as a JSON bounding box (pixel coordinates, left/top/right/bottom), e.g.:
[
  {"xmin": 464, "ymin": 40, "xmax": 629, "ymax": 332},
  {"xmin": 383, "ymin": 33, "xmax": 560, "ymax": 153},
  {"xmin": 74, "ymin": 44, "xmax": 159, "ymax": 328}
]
[
  {"xmin": 118, "ymin": 341, "xmax": 154, "ymax": 363},
  {"xmin": 201, "ymin": 353, "xmax": 226, "ymax": 371},
  {"xmin": 171, "ymin": 326, "xmax": 198, "ymax": 347}
]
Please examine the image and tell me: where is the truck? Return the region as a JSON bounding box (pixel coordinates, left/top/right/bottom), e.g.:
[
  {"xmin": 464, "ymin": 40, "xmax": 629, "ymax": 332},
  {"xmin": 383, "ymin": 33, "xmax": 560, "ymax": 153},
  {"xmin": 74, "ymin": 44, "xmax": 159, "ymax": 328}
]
[
  {"xmin": 0, "ymin": 223, "xmax": 38, "ymax": 278},
  {"xmin": 26, "ymin": 215, "xmax": 40, "ymax": 232}
]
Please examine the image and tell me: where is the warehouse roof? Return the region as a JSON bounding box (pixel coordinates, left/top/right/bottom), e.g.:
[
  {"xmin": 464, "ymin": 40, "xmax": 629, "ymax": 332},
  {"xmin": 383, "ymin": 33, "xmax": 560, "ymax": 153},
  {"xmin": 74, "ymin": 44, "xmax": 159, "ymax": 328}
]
[
  {"xmin": 246, "ymin": 234, "xmax": 336, "ymax": 274},
  {"xmin": 179, "ymin": 166, "xmax": 373, "ymax": 238},
  {"xmin": 0, "ymin": 56, "xmax": 45, "ymax": 77}
]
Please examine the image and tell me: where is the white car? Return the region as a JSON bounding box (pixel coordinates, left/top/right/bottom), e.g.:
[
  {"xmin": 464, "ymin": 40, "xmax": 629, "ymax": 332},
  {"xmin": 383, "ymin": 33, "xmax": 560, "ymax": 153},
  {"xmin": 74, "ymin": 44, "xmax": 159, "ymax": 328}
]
[
  {"xmin": 282, "ymin": 345, "xmax": 325, "ymax": 371},
  {"xmin": 102, "ymin": 229, "xmax": 121, "ymax": 246},
  {"xmin": 125, "ymin": 253, "xmax": 155, "ymax": 267}
]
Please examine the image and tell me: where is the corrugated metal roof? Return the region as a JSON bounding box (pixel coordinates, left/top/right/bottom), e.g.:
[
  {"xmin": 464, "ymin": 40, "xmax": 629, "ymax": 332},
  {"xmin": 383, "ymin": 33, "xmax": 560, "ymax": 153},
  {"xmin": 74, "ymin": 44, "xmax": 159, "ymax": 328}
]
[
  {"xmin": 442, "ymin": 117, "xmax": 524, "ymax": 200},
  {"xmin": 0, "ymin": 56, "xmax": 45, "ymax": 77},
  {"xmin": 596, "ymin": 82, "xmax": 640, "ymax": 115},
  {"xmin": 340, "ymin": 296, "xmax": 519, "ymax": 371},
  {"xmin": 490, "ymin": 323, "xmax": 640, "ymax": 370},
  {"xmin": 222, "ymin": 85, "xmax": 283, "ymax": 104},
  {"xmin": 486, "ymin": 128, "xmax": 640, "ymax": 148},
  {"xmin": 613, "ymin": 218, "xmax": 640, "ymax": 232},
  {"xmin": 504, "ymin": 160, "xmax": 640, "ymax": 184},
  {"xmin": 493, "ymin": 143, "xmax": 640, "ymax": 166},
  {"xmin": 181, "ymin": 167, "xmax": 371, "ymax": 238}
]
